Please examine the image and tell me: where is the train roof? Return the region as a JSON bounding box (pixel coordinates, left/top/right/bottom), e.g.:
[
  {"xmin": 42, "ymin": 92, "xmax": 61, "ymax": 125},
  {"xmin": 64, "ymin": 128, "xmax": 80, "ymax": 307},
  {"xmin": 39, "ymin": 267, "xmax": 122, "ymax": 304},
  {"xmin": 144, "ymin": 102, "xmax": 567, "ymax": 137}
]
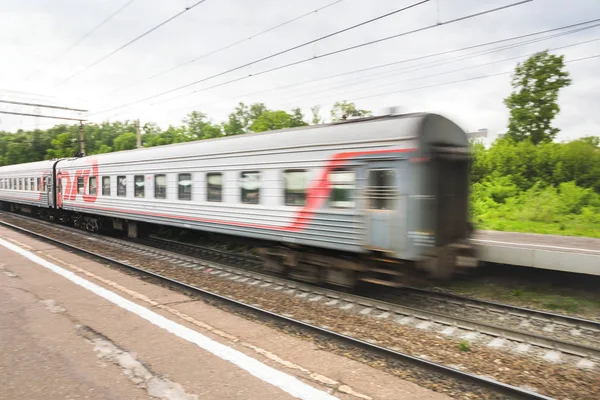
[
  {"xmin": 74, "ymin": 112, "xmax": 467, "ymax": 165},
  {"xmin": 0, "ymin": 112, "xmax": 468, "ymax": 172},
  {"xmin": 0, "ymin": 159, "xmax": 58, "ymax": 173}
]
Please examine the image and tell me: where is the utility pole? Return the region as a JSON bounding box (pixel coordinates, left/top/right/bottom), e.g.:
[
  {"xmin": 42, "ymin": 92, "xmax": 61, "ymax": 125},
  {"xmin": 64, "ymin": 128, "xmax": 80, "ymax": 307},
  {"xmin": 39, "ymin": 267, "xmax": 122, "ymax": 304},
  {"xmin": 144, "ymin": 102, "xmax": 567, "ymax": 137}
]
[
  {"xmin": 136, "ymin": 119, "xmax": 142, "ymax": 148},
  {"xmin": 79, "ymin": 120, "xmax": 86, "ymax": 156}
]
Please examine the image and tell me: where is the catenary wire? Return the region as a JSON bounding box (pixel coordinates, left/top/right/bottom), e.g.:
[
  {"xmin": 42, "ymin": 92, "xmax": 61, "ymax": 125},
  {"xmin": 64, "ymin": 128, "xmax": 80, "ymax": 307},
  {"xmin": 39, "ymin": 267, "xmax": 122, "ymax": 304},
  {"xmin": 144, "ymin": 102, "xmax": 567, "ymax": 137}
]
[
  {"xmin": 275, "ymin": 32, "xmax": 600, "ymax": 107},
  {"xmin": 176, "ymin": 16, "xmax": 600, "ymax": 111},
  {"xmin": 110, "ymin": 0, "xmax": 347, "ymax": 94},
  {"xmin": 55, "ymin": 0, "xmax": 211, "ymax": 87},
  {"xmin": 24, "ymin": 0, "xmax": 138, "ymax": 82},
  {"xmin": 155, "ymin": 16, "xmax": 600, "ymax": 116},
  {"xmin": 316, "ymin": 54, "xmax": 600, "ymax": 106},
  {"xmin": 97, "ymin": 0, "xmax": 429, "ymax": 107},
  {"xmin": 92, "ymin": 0, "xmax": 531, "ymax": 116}
]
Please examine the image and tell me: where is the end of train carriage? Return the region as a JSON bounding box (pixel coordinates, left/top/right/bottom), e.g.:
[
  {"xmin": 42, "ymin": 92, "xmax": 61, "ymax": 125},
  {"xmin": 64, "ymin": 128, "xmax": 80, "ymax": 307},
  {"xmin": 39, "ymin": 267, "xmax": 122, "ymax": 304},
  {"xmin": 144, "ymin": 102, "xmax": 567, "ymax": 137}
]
[
  {"xmin": 412, "ymin": 114, "xmax": 479, "ymax": 279},
  {"xmin": 330, "ymin": 112, "xmax": 479, "ymax": 283}
]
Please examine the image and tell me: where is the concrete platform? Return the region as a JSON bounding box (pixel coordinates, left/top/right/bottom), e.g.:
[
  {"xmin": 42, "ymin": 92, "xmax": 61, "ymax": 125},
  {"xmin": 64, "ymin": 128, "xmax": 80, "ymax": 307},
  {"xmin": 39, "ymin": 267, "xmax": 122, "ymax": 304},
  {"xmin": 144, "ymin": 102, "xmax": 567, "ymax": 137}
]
[
  {"xmin": 473, "ymin": 230, "xmax": 600, "ymax": 276},
  {"xmin": 0, "ymin": 226, "xmax": 449, "ymax": 400}
]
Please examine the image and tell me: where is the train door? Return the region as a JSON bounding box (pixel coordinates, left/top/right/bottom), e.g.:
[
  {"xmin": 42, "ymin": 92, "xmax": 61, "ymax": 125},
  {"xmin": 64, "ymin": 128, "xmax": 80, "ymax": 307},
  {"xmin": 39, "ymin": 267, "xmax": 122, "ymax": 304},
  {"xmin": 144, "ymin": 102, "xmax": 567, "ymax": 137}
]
[
  {"xmin": 364, "ymin": 161, "xmax": 406, "ymax": 255},
  {"xmin": 46, "ymin": 176, "xmax": 54, "ymax": 208}
]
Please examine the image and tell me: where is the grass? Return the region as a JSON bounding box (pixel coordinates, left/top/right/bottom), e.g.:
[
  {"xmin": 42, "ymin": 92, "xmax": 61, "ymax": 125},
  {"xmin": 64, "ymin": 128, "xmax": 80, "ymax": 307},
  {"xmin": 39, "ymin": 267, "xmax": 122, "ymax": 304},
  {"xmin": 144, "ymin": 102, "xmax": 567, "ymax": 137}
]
[
  {"xmin": 475, "ymin": 218, "xmax": 600, "ymax": 238},
  {"xmin": 446, "ymin": 279, "xmax": 600, "ymax": 319},
  {"xmin": 458, "ymin": 340, "xmax": 471, "ymax": 352}
]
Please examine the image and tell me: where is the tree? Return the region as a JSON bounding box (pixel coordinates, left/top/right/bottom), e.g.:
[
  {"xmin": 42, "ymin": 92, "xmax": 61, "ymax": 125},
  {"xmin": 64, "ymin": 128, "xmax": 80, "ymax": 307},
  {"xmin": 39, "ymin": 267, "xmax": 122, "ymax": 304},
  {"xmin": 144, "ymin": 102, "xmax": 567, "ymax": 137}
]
[
  {"xmin": 251, "ymin": 110, "xmax": 292, "ymax": 132},
  {"xmin": 223, "ymin": 102, "xmax": 270, "ymax": 135},
  {"xmin": 504, "ymin": 51, "xmax": 571, "ymax": 145},
  {"xmin": 290, "ymin": 108, "xmax": 308, "ymax": 128},
  {"xmin": 113, "ymin": 132, "xmax": 138, "ymax": 151},
  {"xmin": 310, "ymin": 105, "xmax": 323, "ymax": 125},
  {"xmin": 184, "ymin": 111, "xmax": 209, "ymax": 140},
  {"xmin": 330, "ymin": 101, "xmax": 371, "ymax": 122},
  {"xmin": 184, "ymin": 111, "xmax": 222, "ymax": 140}
]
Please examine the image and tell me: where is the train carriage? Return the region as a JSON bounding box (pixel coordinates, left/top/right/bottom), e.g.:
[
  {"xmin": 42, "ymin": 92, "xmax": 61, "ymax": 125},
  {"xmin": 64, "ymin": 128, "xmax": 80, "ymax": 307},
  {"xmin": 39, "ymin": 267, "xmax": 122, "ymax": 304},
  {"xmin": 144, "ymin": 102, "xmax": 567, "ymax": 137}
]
[
  {"xmin": 0, "ymin": 160, "xmax": 57, "ymax": 212},
  {"xmin": 0, "ymin": 112, "xmax": 477, "ymax": 286}
]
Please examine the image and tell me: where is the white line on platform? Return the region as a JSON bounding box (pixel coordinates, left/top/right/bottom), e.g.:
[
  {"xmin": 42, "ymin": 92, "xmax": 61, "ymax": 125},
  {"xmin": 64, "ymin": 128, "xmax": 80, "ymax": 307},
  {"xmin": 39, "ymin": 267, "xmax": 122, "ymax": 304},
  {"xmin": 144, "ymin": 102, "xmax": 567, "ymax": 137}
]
[
  {"xmin": 472, "ymin": 239, "xmax": 600, "ymax": 254},
  {"xmin": 0, "ymin": 238, "xmax": 338, "ymax": 400}
]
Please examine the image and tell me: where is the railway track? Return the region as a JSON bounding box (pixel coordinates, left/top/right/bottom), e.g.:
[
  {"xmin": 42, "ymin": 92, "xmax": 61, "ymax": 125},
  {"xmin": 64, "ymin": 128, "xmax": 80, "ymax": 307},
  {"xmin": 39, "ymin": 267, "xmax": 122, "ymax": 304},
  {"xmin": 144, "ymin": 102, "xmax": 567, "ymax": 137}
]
[
  {"xmin": 142, "ymin": 235, "xmax": 600, "ymax": 361},
  {"xmin": 1, "ymin": 212, "xmax": 598, "ymax": 399}
]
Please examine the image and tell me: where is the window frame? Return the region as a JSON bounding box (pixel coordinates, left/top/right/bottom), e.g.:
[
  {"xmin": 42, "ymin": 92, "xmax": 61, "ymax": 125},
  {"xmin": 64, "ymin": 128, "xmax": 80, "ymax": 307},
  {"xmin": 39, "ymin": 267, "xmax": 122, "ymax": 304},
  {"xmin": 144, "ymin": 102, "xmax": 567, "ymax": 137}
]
[
  {"xmin": 329, "ymin": 169, "xmax": 356, "ymax": 209},
  {"xmin": 240, "ymin": 171, "xmax": 260, "ymax": 205},
  {"xmin": 102, "ymin": 176, "xmax": 111, "ymax": 196},
  {"xmin": 206, "ymin": 173, "xmax": 222, "ymax": 202},
  {"xmin": 134, "ymin": 175, "xmax": 145, "ymax": 198},
  {"xmin": 178, "ymin": 173, "xmax": 192, "ymax": 201},
  {"xmin": 154, "ymin": 174, "xmax": 167, "ymax": 199},
  {"xmin": 283, "ymin": 169, "xmax": 308, "ymax": 206},
  {"xmin": 77, "ymin": 176, "xmax": 84, "ymax": 195},
  {"xmin": 117, "ymin": 175, "xmax": 127, "ymax": 197},
  {"xmin": 89, "ymin": 176, "xmax": 97, "ymax": 195},
  {"xmin": 366, "ymin": 168, "xmax": 397, "ymax": 211}
]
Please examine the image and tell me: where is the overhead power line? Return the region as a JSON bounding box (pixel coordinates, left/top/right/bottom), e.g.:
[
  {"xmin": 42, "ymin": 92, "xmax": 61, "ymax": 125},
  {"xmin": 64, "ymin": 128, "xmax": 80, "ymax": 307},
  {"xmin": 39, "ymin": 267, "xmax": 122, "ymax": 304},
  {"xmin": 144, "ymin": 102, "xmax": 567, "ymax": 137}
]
[
  {"xmin": 0, "ymin": 111, "xmax": 87, "ymax": 122},
  {"xmin": 321, "ymin": 54, "xmax": 600, "ymax": 105},
  {"xmin": 56, "ymin": 0, "xmax": 210, "ymax": 86},
  {"xmin": 95, "ymin": 0, "xmax": 531, "ymax": 116},
  {"xmin": 277, "ymin": 30, "xmax": 600, "ymax": 107},
  {"xmin": 111, "ymin": 0, "xmax": 347, "ymax": 93},
  {"xmin": 0, "ymin": 99, "xmax": 87, "ymax": 112},
  {"xmin": 171, "ymin": 19, "xmax": 600, "ymax": 113},
  {"xmin": 56, "ymin": 1, "xmax": 138, "ymax": 58},
  {"xmin": 24, "ymin": 0, "xmax": 138, "ymax": 82},
  {"xmin": 280, "ymin": 36, "xmax": 600, "ymax": 108}
]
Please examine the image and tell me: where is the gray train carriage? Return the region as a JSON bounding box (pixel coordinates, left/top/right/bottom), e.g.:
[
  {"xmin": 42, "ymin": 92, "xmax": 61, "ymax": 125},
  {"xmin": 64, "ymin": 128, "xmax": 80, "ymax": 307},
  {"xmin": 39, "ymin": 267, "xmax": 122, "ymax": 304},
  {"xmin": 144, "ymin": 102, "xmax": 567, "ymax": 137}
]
[
  {"xmin": 0, "ymin": 160, "xmax": 58, "ymax": 214},
  {"xmin": 53, "ymin": 113, "xmax": 477, "ymax": 286}
]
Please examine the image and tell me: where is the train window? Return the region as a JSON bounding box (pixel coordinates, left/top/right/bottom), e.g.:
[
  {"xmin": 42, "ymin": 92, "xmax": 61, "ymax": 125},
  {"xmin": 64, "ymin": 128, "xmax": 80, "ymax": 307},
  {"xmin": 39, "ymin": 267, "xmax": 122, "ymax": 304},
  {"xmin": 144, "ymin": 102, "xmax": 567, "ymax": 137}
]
[
  {"xmin": 117, "ymin": 176, "xmax": 126, "ymax": 197},
  {"xmin": 154, "ymin": 174, "xmax": 166, "ymax": 199},
  {"xmin": 134, "ymin": 175, "xmax": 145, "ymax": 198},
  {"xmin": 102, "ymin": 176, "xmax": 111, "ymax": 196},
  {"xmin": 37, "ymin": 177, "xmax": 41, "ymax": 191},
  {"xmin": 329, "ymin": 170, "xmax": 355, "ymax": 208},
  {"xmin": 89, "ymin": 176, "xmax": 97, "ymax": 195},
  {"xmin": 77, "ymin": 177, "xmax": 84, "ymax": 195},
  {"xmin": 43, "ymin": 176, "xmax": 49, "ymax": 191},
  {"xmin": 178, "ymin": 173, "xmax": 192, "ymax": 201},
  {"xmin": 206, "ymin": 173, "xmax": 222, "ymax": 202},
  {"xmin": 367, "ymin": 169, "xmax": 396, "ymax": 210},
  {"xmin": 240, "ymin": 171, "xmax": 260, "ymax": 204},
  {"xmin": 284, "ymin": 170, "xmax": 307, "ymax": 206}
]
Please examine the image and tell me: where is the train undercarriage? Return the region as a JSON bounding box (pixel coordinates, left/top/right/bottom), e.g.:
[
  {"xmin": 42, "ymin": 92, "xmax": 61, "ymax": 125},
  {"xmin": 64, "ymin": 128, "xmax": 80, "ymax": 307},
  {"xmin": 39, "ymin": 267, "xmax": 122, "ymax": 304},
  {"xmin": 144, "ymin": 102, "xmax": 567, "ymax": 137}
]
[{"xmin": 1, "ymin": 201, "xmax": 478, "ymax": 288}]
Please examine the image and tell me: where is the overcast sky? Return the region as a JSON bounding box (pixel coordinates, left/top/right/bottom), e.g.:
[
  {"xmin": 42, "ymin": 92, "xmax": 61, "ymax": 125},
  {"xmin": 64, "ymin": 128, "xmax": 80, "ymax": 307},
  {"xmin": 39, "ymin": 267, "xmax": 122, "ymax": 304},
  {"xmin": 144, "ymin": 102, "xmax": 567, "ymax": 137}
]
[{"xmin": 1, "ymin": 0, "xmax": 599, "ymax": 144}]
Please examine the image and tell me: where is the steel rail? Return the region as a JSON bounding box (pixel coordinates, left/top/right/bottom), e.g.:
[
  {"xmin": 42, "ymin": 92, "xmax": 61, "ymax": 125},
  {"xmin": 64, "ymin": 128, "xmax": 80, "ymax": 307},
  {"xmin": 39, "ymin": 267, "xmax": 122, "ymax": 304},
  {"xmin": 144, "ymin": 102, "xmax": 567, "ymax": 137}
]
[{"xmin": 0, "ymin": 217, "xmax": 554, "ymax": 400}]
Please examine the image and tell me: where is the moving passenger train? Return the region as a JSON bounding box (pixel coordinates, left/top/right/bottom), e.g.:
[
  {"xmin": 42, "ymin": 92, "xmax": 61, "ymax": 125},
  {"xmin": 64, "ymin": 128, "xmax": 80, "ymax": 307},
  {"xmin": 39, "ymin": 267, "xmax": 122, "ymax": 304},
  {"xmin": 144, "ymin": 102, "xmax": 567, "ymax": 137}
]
[{"xmin": 0, "ymin": 112, "xmax": 477, "ymax": 286}]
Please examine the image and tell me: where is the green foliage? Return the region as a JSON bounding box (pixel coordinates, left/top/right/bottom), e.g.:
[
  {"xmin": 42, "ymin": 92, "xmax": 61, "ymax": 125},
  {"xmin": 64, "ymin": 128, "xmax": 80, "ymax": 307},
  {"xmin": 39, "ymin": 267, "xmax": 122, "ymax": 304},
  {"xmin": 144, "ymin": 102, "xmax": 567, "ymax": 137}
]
[
  {"xmin": 0, "ymin": 102, "xmax": 317, "ymax": 167},
  {"xmin": 310, "ymin": 105, "xmax": 323, "ymax": 125},
  {"xmin": 183, "ymin": 111, "xmax": 223, "ymax": 140},
  {"xmin": 330, "ymin": 101, "xmax": 371, "ymax": 122},
  {"xmin": 250, "ymin": 109, "xmax": 307, "ymax": 132},
  {"xmin": 458, "ymin": 340, "xmax": 471, "ymax": 352},
  {"xmin": 504, "ymin": 51, "xmax": 571, "ymax": 144},
  {"xmin": 470, "ymin": 137, "xmax": 600, "ymax": 237}
]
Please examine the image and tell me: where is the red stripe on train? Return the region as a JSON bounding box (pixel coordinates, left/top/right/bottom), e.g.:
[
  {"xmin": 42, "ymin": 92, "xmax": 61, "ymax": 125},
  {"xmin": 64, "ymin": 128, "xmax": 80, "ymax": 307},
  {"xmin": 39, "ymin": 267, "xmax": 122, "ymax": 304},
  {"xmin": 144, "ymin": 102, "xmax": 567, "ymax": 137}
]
[{"xmin": 63, "ymin": 148, "xmax": 417, "ymax": 232}]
